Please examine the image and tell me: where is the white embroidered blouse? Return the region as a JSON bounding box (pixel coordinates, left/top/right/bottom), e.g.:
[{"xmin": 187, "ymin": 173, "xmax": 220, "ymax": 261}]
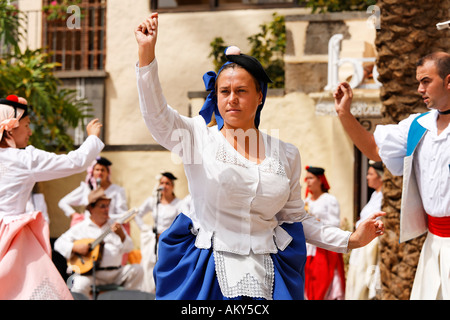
[
  {"xmin": 136, "ymin": 59, "xmax": 351, "ymax": 256},
  {"xmin": 0, "ymin": 135, "xmax": 104, "ymax": 222}
]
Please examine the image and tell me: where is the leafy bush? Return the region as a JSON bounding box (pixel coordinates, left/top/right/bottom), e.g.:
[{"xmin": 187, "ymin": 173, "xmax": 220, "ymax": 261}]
[
  {"xmin": 209, "ymin": 13, "xmax": 286, "ymax": 89},
  {"xmin": 305, "ymin": 0, "xmax": 377, "ymax": 13},
  {"xmin": 0, "ymin": 1, "xmax": 91, "ymax": 151}
]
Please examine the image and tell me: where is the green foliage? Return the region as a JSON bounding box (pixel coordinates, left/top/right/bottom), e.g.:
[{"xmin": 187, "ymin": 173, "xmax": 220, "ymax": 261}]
[
  {"xmin": 247, "ymin": 13, "xmax": 285, "ymax": 89},
  {"xmin": 0, "ymin": 0, "xmax": 23, "ymax": 55},
  {"xmin": 0, "ymin": 1, "xmax": 91, "ymax": 151},
  {"xmin": 43, "ymin": 0, "xmax": 83, "ymax": 22},
  {"xmin": 209, "ymin": 37, "xmax": 228, "ymax": 74},
  {"xmin": 209, "ymin": 13, "xmax": 286, "ymax": 89},
  {"xmin": 305, "ymin": 0, "xmax": 377, "ymax": 13}
]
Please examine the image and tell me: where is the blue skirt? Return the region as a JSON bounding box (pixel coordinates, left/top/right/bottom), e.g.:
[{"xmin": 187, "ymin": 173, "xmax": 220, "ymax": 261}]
[{"xmin": 153, "ymin": 213, "xmax": 307, "ymax": 300}]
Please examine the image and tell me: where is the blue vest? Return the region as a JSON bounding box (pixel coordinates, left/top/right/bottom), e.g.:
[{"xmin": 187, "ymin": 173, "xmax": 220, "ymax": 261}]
[
  {"xmin": 406, "ymin": 112, "xmax": 428, "ymax": 156},
  {"xmin": 399, "ymin": 112, "xmax": 429, "ymax": 242}
]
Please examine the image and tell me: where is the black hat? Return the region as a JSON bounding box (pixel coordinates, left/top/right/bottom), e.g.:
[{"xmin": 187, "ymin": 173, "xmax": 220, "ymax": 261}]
[
  {"xmin": 306, "ymin": 166, "xmax": 325, "ymax": 176},
  {"xmin": 368, "ymin": 161, "xmax": 383, "ymax": 171},
  {"xmin": 95, "ymin": 156, "xmax": 112, "ymax": 167},
  {"xmin": 161, "ymin": 172, "xmax": 177, "ymax": 180},
  {"xmin": 368, "ymin": 160, "xmax": 383, "ymax": 177},
  {"xmin": 0, "ymin": 95, "xmax": 28, "ymax": 118},
  {"xmin": 225, "ymin": 53, "xmax": 273, "ymax": 84}
]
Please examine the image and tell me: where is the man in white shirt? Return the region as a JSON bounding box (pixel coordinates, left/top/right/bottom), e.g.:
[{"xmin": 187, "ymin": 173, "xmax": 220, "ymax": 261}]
[
  {"xmin": 333, "ymin": 52, "xmax": 450, "ymax": 299},
  {"xmin": 55, "ymin": 189, "xmax": 143, "ymax": 299}
]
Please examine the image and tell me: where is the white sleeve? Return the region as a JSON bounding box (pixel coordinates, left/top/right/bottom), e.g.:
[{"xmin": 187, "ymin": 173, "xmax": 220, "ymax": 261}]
[
  {"xmin": 275, "ymin": 143, "xmax": 306, "ymax": 223},
  {"xmin": 276, "ymin": 143, "xmax": 351, "ymax": 253},
  {"xmin": 112, "ymin": 186, "xmax": 129, "ymax": 217},
  {"xmin": 138, "ymin": 196, "xmax": 155, "ymax": 218},
  {"xmin": 26, "ymin": 135, "xmax": 104, "ymax": 182},
  {"xmin": 54, "ymin": 228, "xmax": 77, "ymax": 259},
  {"xmin": 135, "ymin": 59, "xmax": 198, "ymax": 157},
  {"xmin": 58, "ymin": 183, "xmax": 88, "ymax": 217},
  {"xmin": 325, "ymin": 195, "xmax": 341, "ymax": 228},
  {"xmin": 301, "ymin": 214, "xmax": 351, "ymax": 253},
  {"xmin": 121, "ymin": 232, "xmax": 135, "ymax": 254},
  {"xmin": 373, "ymin": 113, "xmax": 420, "ymax": 176}
]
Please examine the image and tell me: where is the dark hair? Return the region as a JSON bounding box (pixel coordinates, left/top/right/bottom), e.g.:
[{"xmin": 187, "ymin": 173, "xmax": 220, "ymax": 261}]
[
  {"xmin": 216, "ymin": 63, "xmax": 262, "ymax": 93},
  {"xmin": 87, "ymin": 197, "xmax": 111, "ymax": 210},
  {"xmin": 161, "ymin": 172, "xmax": 177, "ymax": 181},
  {"xmin": 416, "ymin": 52, "xmax": 450, "ymax": 80},
  {"xmin": 0, "ymin": 131, "xmax": 11, "ymax": 147}
]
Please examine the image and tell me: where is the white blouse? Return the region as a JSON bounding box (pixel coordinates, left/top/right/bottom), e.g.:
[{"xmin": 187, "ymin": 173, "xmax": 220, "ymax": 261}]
[
  {"xmin": 136, "ymin": 59, "xmax": 351, "ymax": 256},
  {"xmin": 305, "ymin": 193, "xmax": 341, "ymax": 227},
  {"xmin": 356, "ymin": 190, "xmax": 382, "ymax": 229},
  {"xmin": 304, "ymin": 193, "xmax": 341, "ymax": 257},
  {"xmin": 58, "ymin": 182, "xmax": 129, "ymax": 221},
  {"xmin": 136, "ymin": 196, "xmax": 184, "ymax": 234},
  {"xmin": 0, "ymin": 135, "xmax": 104, "ymax": 222},
  {"xmin": 374, "ymin": 110, "xmax": 450, "ymax": 217}
]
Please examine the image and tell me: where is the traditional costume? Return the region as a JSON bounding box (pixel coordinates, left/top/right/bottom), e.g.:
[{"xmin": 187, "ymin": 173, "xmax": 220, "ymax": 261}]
[
  {"xmin": 374, "ymin": 110, "xmax": 450, "ymax": 299},
  {"xmin": 136, "ymin": 172, "xmax": 186, "ymax": 293},
  {"xmin": 58, "ymin": 157, "xmax": 129, "ymax": 225},
  {"xmin": 0, "ymin": 95, "xmax": 104, "ymax": 299},
  {"xmin": 345, "ymin": 162, "xmax": 383, "ymax": 300},
  {"xmin": 303, "ymin": 166, "xmax": 346, "ymax": 300},
  {"xmin": 136, "ymin": 48, "xmax": 352, "ymax": 300},
  {"xmin": 54, "ymin": 189, "xmax": 143, "ymax": 298},
  {"xmin": 136, "ymin": 172, "xmax": 183, "ymax": 236}
]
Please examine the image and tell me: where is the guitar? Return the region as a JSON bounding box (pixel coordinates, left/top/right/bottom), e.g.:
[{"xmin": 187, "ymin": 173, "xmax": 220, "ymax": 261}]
[{"xmin": 68, "ymin": 208, "xmax": 137, "ymax": 274}]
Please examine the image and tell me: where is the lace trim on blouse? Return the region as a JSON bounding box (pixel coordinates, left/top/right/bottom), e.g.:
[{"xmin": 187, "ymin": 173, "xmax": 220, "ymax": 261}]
[
  {"xmin": 212, "ymin": 139, "xmax": 286, "ymax": 299},
  {"xmin": 215, "ymin": 142, "xmax": 286, "ymax": 177},
  {"xmin": 214, "ymin": 248, "xmax": 274, "ymax": 300}
]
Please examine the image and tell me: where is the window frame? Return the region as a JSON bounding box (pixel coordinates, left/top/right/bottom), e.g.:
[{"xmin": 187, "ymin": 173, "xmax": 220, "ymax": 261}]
[
  {"xmin": 151, "ymin": 0, "xmax": 304, "ymax": 13},
  {"xmin": 41, "ymin": 0, "xmax": 107, "ymax": 72}
]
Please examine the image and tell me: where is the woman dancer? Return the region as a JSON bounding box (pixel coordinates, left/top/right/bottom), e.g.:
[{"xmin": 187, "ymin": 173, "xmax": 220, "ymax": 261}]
[
  {"xmin": 135, "ymin": 13, "xmax": 384, "ymax": 300},
  {"xmin": 303, "ymin": 166, "xmax": 345, "ymax": 300},
  {"xmin": 137, "ymin": 171, "xmax": 185, "ymax": 293},
  {"xmin": 345, "ymin": 161, "xmax": 383, "ymax": 299},
  {"xmin": 0, "ymin": 95, "xmax": 104, "ymax": 299}
]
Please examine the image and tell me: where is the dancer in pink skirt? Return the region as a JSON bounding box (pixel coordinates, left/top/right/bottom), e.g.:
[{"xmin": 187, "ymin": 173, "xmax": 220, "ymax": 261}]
[{"xmin": 0, "ymin": 95, "xmax": 104, "ymax": 299}]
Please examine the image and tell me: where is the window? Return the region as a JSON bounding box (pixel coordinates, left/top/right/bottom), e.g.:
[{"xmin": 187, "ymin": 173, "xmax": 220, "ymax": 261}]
[
  {"xmin": 42, "ymin": 0, "xmax": 106, "ymax": 71},
  {"xmin": 152, "ymin": 0, "xmax": 302, "ymax": 11}
]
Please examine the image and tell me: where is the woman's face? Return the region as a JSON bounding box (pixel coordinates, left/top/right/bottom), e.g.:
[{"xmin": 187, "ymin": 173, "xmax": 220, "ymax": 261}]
[
  {"xmin": 305, "ymin": 172, "xmax": 322, "ymax": 194},
  {"xmin": 92, "ymin": 164, "xmax": 109, "ymax": 182},
  {"xmin": 159, "ymin": 176, "xmax": 174, "ymax": 194},
  {"xmin": 216, "ymin": 67, "xmax": 263, "ymax": 131},
  {"xmin": 367, "ymin": 167, "xmax": 382, "ymax": 190},
  {"xmin": 11, "ymin": 116, "xmax": 32, "ymax": 148}
]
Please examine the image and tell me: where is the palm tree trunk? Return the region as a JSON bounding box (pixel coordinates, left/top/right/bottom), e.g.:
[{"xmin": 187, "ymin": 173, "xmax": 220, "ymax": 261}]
[{"xmin": 375, "ymin": 0, "xmax": 450, "ymax": 300}]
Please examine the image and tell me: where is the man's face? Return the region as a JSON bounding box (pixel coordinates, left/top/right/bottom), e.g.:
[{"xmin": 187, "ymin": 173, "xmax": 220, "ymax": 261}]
[
  {"xmin": 90, "ymin": 199, "xmax": 110, "ymax": 227},
  {"xmin": 416, "ymin": 60, "xmax": 450, "ymax": 111}
]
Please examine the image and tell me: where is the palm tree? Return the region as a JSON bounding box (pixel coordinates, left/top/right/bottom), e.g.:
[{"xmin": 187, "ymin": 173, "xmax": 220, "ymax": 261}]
[{"xmin": 374, "ymin": 0, "xmax": 450, "ymax": 299}]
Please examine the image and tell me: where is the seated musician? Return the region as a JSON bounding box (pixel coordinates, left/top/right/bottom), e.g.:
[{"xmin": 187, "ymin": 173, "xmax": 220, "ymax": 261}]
[{"xmin": 55, "ymin": 188, "xmax": 143, "ymax": 298}]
